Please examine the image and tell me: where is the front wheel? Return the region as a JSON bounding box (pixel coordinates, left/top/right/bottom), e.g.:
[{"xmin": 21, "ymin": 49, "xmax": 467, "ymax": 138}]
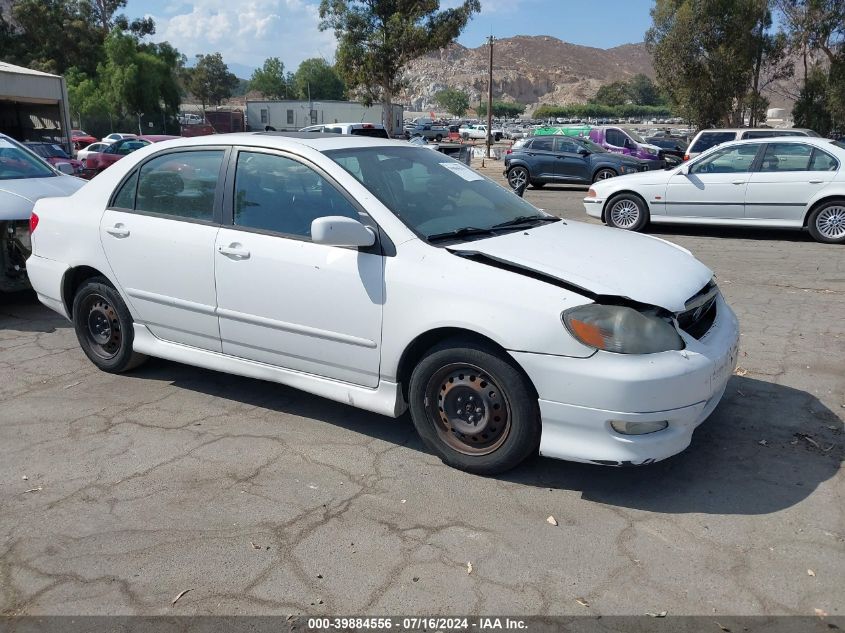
[
  {"xmin": 605, "ymin": 193, "xmax": 649, "ymax": 232},
  {"xmin": 408, "ymin": 339, "xmax": 541, "ymax": 475},
  {"xmin": 593, "ymin": 168, "xmax": 617, "ymax": 182},
  {"xmin": 72, "ymin": 276, "xmax": 148, "ymax": 373},
  {"xmin": 507, "ymin": 166, "xmax": 529, "ymax": 190},
  {"xmin": 807, "ymin": 200, "xmax": 845, "ymax": 244}
]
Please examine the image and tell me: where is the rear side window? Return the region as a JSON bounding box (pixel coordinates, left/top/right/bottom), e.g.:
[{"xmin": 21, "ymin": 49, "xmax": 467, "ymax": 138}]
[
  {"xmin": 133, "ymin": 150, "xmax": 224, "ymax": 220},
  {"xmin": 350, "ymin": 127, "xmax": 389, "ymax": 138},
  {"xmin": 809, "ymin": 149, "xmax": 838, "ymax": 171},
  {"xmin": 530, "ymin": 137, "xmax": 554, "ymax": 151},
  {"xmin": 689, "ymin": 132, "xmax": 736, "ymax": 154},
  {"xmin": 112, "ymin": 171, "xmax": 138, "ymax": 209},
  {"xmin": 759, "ymin": 143, "xmax": 812, "ymax": 172}
]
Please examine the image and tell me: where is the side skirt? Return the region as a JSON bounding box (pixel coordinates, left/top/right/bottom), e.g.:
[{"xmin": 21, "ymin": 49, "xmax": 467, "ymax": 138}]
[{"xmin": 132, "ymin": 324, "xmax": 406, "ymax": 418}]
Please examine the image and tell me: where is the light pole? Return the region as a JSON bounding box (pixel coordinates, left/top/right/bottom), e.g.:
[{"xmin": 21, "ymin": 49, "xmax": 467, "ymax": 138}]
[{"xmin": 486, "ymin": 35, "xmax": 494, "ymax": 159}]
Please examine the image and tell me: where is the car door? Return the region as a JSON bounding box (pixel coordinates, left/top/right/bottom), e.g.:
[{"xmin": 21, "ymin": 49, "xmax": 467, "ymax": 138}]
[
  {"xmin": 214, "ymin": 149, "xmax": 384, "ymax": 387},
  {"xmin": 553, "ymin": 137, "xmax": 590, "ymax": 182},
  {"xmin": 745, "ymin": 142, "xmax": 838, "ymax": 221},
  {"xmin": 665, "ymin": 143, "xmax": 763, "ymax": 219},
  {"xmin": 99, "ymin": 148, "xmax": 228, "ymax": 351},
  {"xmin": 525, "ymin": 137, "xmax": 557, "ymax": 179}
]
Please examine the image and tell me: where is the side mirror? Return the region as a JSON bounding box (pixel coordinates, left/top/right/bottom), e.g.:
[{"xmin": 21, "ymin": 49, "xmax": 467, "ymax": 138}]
[
  {"xmin": 577, "ymin": 148, "xmax": 590, "ymax": 156},
  {"xmin": 55, "ymin": 162, "xmax": 75, "ymax": 175},
  {"xmin": 311, "ymin": 216, "xmax": 376, "ymax": 248}
]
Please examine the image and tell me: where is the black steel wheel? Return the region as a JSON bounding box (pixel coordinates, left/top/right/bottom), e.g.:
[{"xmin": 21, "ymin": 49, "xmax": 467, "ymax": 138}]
[
  {"xmin": 72, "ymin": 276, "xmax": 148, "ymax": 373},
  {"xmin": 408, "ymin": 339, "xmax": 540, "ymax": 475}
]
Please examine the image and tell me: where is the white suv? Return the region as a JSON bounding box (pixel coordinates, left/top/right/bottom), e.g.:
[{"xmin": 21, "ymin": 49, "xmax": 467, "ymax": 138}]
[
  {"xmin": 685, "ymin": 127, "xmax": 819, "ymax": 160},
  {"xmin": 299, "ymin": 123, "xmax": 389, "ymax": 138}
]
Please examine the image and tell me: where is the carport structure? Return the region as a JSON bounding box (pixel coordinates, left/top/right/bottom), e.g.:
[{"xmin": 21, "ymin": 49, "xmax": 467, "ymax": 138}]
[{"xmin": 0, "ymin": 61, "xmax": 73, "ymax": 152}]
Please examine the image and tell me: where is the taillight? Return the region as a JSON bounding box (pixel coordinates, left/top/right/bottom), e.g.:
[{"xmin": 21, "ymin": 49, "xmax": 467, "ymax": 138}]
[
  {"xmin": 30, "ymin": 212, "xmax": 39, "ymax": 233},
  {"xmin": 505, "ymin": 149, "xmax": 512, "ymax": 154},
  {"xmin": 683, "ymin": 154, "xmax": 690, "ymax": 161}
]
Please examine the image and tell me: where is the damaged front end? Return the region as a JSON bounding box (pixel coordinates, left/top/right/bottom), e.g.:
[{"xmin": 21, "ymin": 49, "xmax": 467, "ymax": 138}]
[{"xmin": 1, "ymin": 220, "xmax": 33, "ymax": 292}]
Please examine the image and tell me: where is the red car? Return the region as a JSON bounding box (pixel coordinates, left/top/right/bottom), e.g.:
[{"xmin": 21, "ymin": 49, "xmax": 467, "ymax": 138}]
[
  {"xmin": 84, "ymin": 135, "xmax": 179, "ymax": 178},
  {"xmin": 24, "ymin": 142, "xmax": 84, "ymax": 174},
  {"xmin": 71, "ymin": 130, "xmax": 98, "ymax": 154}
]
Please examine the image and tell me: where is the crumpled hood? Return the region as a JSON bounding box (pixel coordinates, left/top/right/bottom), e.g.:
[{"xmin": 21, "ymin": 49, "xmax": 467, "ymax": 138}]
[
  {"xmin": 448, "ymin": 220, "xmax": 713, "ymax": 312},
  {"xmin": 0, "ymin": 175, "xmax": 85, "ymax": 220}
]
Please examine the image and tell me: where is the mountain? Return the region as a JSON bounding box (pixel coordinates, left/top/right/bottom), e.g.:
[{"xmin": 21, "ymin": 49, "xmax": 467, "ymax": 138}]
[{"xmin": 401, "ymin": 36, "xmax": 655, "ymax": 114}]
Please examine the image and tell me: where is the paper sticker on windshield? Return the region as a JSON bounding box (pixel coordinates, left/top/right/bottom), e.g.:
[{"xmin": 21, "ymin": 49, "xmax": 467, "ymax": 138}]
[{"xmin": 440, "ymin": 162, "xmax": 483, "ymax": 181}]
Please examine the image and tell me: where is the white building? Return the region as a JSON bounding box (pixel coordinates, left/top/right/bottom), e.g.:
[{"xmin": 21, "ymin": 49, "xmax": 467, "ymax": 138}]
[
  {"xmin": 245, "ymin": 99, "xmax": 404, "ymax": 133},
  {"xmin": 0, "ymin": 61, "xmax": 73, "ymax": 150}
]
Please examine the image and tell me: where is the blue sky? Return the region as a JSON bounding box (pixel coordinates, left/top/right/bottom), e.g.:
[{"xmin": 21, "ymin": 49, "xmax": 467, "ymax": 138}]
[{"xmin": 124, "ymin": 0, "xmax": 655, "ymax": 78}]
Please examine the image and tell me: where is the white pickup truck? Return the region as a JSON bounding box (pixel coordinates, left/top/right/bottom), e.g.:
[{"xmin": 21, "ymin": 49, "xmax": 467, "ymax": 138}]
[{"xmin": 458, "ymin": 124, "xmax": 503, "ymax": 141}]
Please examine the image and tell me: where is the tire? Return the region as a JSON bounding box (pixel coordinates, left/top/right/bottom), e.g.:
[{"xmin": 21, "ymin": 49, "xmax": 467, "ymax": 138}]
[
  {"xmin": 408, "ymin": 339, "xmax": 541, "ymax": 475},
  {"xmin": 593, "ymin": 168, "xmax": 618, "ymax": 183},
  {"xmin": 72, "ymin": 276, "xmax": 148, "ymax": 373},
  {"xmin": 807, "ymin": 199, "xmax": 845, "ymax": 244},
  {"xmin": 605, "ymin": 193, "xmax": 649, "ymax": 232},
  {"xmin": 434, "ymin": 134, "xmax": 443, "ymax": 142},
  {"xmin": 507, "ymin": 166, "xmax": 529, "ymax": 190}
]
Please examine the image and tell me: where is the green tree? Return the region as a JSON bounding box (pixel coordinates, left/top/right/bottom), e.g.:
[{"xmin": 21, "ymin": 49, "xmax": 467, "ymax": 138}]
[
  {"xmin": 792, "ymin": 66, "xmax": 834, "ymax": 135},
  {"xmin": 293, "ymin": 58, "xmax": 346, "ymax": 100},
  {"xmin": 593, "ymin": 81, "xmax": 630, "ymax": 106},
  {"xmin": 646, "ymin": 0, "xmax": 776, "ymax": 127},
  {"xmin": 319, "ymin": 0, "xmax": 480, "ymax": 136},
  {"xmin": 189, "ymin": 53, "xmax": 239, "ymax": 110},
  {"xmin": 477, "ymin": 101, "xmax": 525, "ymax": 118},
  {"xmin": 250, "ymin": 57, "xmax": 289, "ymax": 99},
  {"xmin": 434, "ymin": 88, "xmax": 470, "ymax": 117}
]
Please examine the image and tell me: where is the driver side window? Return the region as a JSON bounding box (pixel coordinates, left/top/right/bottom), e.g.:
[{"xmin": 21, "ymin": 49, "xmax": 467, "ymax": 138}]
[
  {"xmin": 233, "ymin": 151, "xmax": 360, "ymax": 238},
  {"xmin": 690, "ymin": 144, "xmax": 761, "ymax": 174}
]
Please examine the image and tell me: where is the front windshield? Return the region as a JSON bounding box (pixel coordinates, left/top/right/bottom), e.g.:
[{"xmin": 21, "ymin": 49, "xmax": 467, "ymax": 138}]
[
  {"xmin": 625, "ymin": 129, "xmax": 646, "ymax": 143},
  {"xmin": 0, "ymin": 138, "xmax": 56, "ymax": 180},
  {"xmin": 326, "ymin": 146, "xmax": 550, "ymax": 240},
  {"xmin": 578, "ymin": 138, "xmax": 607, "ymax": 153}
]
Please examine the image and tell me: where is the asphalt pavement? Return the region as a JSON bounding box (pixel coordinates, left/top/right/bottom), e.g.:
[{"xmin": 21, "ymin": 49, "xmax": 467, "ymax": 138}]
[{"xmin": 0, "ymin": 160, "xmax": 842, "ymax": 617}]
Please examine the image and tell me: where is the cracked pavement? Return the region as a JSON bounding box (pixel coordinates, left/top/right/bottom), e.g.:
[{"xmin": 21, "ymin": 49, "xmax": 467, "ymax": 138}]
[{"xmin": 0, "ymin": 167, "xmax": 843, "ymax": 617}]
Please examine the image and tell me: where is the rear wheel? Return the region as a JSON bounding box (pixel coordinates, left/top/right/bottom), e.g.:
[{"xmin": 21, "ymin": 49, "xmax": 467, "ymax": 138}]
[
  {"xmin": 72, "ymin": 277, "xmax": 147, "ymax": 373},
  {"xmin": 807, "ymin": 200, "xmax": 845, "ymax": 244},
  {"xmin": 507, "ymin": 166, "xmax": 529, "ymax": 190},
  {"xmin": 408, "ymin": 339, "xmax": 540, "ymax": 475},
  {"xmin": 605, "ymin": 193, "xmax": 648, "ymax": 232},
  {"xmin": 434, "ymin": 134, "xmax": 443, "ymax": 142}
]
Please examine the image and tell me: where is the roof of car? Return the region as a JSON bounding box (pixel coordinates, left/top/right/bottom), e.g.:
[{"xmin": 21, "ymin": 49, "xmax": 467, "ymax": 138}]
[
  {"xmin": 723, "ymin": 136, "xmax": 836, "ymax": 147},
  {"xmin": 144, "ymin": 131, "xmax": 407, "ymax": 152}
]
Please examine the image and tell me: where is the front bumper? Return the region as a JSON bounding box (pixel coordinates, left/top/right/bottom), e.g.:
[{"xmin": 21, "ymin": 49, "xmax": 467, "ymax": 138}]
[
  {"xmin": 583, "ymin": 198, "xmax": 603, "ymax": 219},
  {"xmin": 510, "ymin": 294, "xmax": 740, "ymax": 465}
]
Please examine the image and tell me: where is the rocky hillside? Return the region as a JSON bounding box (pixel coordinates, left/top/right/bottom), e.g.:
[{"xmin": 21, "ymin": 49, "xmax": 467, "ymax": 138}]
[{"xmin": 401, "ymin": 36, "xmax": 655, "ymax": 114}]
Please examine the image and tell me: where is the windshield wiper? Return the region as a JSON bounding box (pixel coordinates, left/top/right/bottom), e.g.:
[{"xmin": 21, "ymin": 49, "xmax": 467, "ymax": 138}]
[
  {"xmin": 427, "ymin": 226, "xmax": 497, "ymax": 243},
  {"xmin": 490, "ymin": 215, "xmax": 561, "ymax": 230}
]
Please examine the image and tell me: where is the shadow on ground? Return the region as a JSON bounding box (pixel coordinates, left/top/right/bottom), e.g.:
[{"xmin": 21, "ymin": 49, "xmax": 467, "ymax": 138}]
[
  {"xmin": 0, "ymin": 291, "xmax": 70, "ymax": 333},
  {"xmin": 134, "ymin": 354, "xmax": 843, "ymax": 516}
]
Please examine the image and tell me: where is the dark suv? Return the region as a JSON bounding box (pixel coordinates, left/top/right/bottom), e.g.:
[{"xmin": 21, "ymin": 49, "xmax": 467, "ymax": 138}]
[{"xmin": 504, "ymin": 135, "xmax": 646, "ymax": 190}]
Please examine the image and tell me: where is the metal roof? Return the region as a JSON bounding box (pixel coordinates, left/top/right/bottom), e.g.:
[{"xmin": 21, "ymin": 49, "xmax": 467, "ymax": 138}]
[{"xmin": 0, "ymin": 61, "xmax": 61, "ymax": 78}]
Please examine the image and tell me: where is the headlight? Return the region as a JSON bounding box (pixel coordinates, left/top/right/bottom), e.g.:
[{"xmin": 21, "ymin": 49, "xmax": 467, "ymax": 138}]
[
  {"xmin": 562, "ymin": 304, "xmax": 684, "ymax": 354},
  {"xmin": 646, "ymin": 147, "xmax": 658, "ymax": 156}
]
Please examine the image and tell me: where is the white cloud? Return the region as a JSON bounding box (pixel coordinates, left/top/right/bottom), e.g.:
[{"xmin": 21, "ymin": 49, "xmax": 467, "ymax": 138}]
[{"xmin": 149, "ymin": 0, "xmax": 337, "ymax": 73}]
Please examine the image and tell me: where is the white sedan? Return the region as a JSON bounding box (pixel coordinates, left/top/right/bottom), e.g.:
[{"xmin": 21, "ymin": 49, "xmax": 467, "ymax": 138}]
[
  {"xmin": 584, "ymin": 136, "xmax": 845, "ymax": 244},
  {"xmin": 76, "ymin": 142, "xmax": 111, "ymax": 166},
  {"xmin": 28, "ymin": 133, "xmax": 739, "ymax": 474}
]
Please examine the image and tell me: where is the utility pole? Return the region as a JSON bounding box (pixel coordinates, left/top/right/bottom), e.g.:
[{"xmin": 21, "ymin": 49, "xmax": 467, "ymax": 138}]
[{"xmin": 486, "ymin": 35, "xmax": 494, "ymax": 159}]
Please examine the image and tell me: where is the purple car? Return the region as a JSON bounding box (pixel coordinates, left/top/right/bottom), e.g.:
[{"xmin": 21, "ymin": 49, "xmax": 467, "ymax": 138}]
[{"xmin": 588, "ymin": 126, "xmax": 666, "ymax": 169}]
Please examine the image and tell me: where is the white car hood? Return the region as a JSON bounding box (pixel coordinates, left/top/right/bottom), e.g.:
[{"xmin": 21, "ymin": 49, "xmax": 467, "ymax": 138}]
[
  {"xmin": 449, "ymin": 220, "xmax": 713, "ymax": 312},
  {"xmin": 0, "ymin": 175, "xmax": 85, "ymax": 220}
]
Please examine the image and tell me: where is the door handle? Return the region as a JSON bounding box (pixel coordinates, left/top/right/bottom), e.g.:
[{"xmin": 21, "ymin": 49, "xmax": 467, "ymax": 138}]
[
  {"xmin": 105, "ymin": 224, "xmax": 130, "ymax": 238},
  {"xmin": 218, "ymin": 243, "xmax": 250, "ymax": 259},
  {"xmin": 809, "ymin": 179, "xmax": 823, "ymax": 184},
  {"xmin": 732, "ymin": 180, "xmax": 746, "ymax": 185}
]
